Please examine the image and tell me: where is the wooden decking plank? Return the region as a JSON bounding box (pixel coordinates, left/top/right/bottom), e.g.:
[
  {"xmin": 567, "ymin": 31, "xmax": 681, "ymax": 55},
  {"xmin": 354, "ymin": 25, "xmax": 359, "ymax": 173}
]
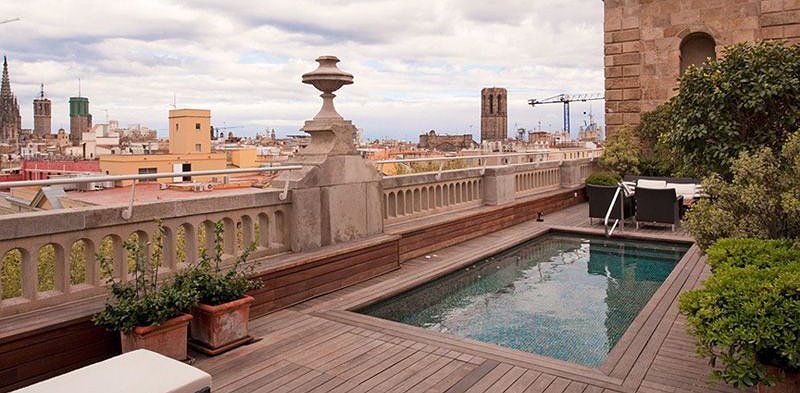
[
  {"xmin": 486, "ymin": 365, "xmax": 527, "ymax": 392},
  {"xmin": 217, "ymin": 361, "xmax": 302, "ymax": 393},
  {"xmin": 504, "ymin": 369, "xmax": 543, "ymax": 393},
  {"xmin": 543, "ymin": 377, "xmax": 572, "ymax": 393},
  {"xmin": 563, "ymin": 381, "xmax": 588, "ymax": 393},
  {"xmin": 523, "ymin": 373, "xmax": 556, "ymax": 393},
  {"xmin": 442, "ymin": 359, "xmax": 500, "ymax": 393},
  {"xmin": 621, "ymin": 247, "xmax": 709, "ymax": 389},
  {"xmin": 462, "ymin": 362, "xmax": 513, "ymax": 393},
  {"xmin": 350, "ymin": 350, "xmax": 433, "ymax": 392},
  {"xmin": 386, "ymin": 354, "xmax": 454, "ymax": 393},
  {"xmin": 286, "ymin": 372, "xmax": 337, "ymax": 393},
  {"xmin": 405, "ymin": 359, "xmax": 473, "ymax": 393}
]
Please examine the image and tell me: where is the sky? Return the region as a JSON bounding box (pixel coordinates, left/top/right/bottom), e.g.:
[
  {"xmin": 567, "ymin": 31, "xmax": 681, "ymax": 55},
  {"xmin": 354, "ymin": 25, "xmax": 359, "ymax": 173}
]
[{"xmin": 0, "ymin": 1, "xmax": 605, "ymax": 141}]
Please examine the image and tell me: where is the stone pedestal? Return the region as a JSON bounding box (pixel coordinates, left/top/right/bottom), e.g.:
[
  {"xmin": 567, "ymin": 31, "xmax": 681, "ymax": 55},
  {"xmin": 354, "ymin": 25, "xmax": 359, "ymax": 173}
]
[
  {"xmin": 276, "ymin": 56, "xmax": 383, "ymax": 252},
  {"xmin": 483, "ymin": 166, "xmax": 516, "ymax": 206},
  {"xmin": 559, "ymin": 160, "xmax": 584, "ymax": 188}
]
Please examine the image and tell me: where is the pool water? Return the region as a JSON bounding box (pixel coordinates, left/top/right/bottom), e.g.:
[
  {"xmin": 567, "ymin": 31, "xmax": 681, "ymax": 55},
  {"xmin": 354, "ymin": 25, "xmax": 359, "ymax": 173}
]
[{"xmin": 357, "ymin": 233, "xmax": 690, "ymax": 367}]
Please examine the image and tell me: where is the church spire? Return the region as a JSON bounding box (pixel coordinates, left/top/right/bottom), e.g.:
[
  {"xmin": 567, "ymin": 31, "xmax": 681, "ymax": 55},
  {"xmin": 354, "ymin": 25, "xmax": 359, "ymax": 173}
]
[{"xmin": 1, "ymin": 55, "xmax": 11, "ymax": 98}]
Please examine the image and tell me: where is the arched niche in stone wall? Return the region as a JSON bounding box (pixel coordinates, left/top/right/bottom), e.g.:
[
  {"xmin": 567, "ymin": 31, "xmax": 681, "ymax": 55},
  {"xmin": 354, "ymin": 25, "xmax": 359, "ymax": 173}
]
[{"xmin": 679, "ymin": 32, "xmax": 716, "ymax": 75}]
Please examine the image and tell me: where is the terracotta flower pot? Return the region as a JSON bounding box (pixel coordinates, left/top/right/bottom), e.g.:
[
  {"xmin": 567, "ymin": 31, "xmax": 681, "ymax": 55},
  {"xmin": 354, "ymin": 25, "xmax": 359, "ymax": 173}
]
[
  {"xmin": 758, "ymin": 366, "xmax": 800, "ymax": 393},
  {"xmin": 120, "ymin": 313, "xmax": 192, "ymax": 361},
  {"xmin": 189, "ymin": 295, "xmax": 254, "ymax": 355}
]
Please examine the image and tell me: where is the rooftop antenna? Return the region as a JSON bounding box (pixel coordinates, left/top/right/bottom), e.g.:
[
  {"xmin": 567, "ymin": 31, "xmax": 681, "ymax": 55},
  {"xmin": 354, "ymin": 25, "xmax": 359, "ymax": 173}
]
[
  {"xmin": 104, "ymin": 109, "xmax": 109, "ymax": 124},
  {"xmin": 78, "ymin": 78, "xmax": 81, "ymax": 97},
  {"xmin": 170, "ymin": 92, "xmax": 176, "ymax": 109},
  {"xmin": 39, "ymin": 83, "xmax": 44, "ymax": 98}
]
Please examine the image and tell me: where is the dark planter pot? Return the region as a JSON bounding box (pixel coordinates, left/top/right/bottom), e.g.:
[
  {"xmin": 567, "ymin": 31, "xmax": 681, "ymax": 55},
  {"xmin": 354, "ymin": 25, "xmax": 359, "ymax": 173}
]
[
  {"xmin": 758, "ymin": 366, "xmax": 800, "ymax": 393},
  {"xmin": 120, "ymin": 313, "xmax": 192, "ymax": 361},
  {"xmin": 189, "ymin": 295, "xmax": 254, "ymax": 355}
]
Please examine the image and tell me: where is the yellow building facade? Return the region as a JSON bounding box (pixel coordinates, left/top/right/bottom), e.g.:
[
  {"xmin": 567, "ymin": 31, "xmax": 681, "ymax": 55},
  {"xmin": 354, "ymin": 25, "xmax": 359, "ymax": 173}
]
[{"xmin": 100, "ymin": 108, "xmax": 226, "ymax": 185}]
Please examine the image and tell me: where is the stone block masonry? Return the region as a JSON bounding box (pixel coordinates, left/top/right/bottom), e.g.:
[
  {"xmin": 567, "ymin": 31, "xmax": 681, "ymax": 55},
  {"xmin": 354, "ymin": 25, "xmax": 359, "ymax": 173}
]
[{"xmin": 604, "ymin": 0, "xmax": 800, "ymax": 136}]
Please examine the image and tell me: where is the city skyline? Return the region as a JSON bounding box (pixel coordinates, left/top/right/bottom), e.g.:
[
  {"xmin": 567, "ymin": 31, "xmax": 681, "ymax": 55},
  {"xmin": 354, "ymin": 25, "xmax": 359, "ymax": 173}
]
[{"xmin": 0, "ymin": 1, "xmax": 604, "ymax": 140}]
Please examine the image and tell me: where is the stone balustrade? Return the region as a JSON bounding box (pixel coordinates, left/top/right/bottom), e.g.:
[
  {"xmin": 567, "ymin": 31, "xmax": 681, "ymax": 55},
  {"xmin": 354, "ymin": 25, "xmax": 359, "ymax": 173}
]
[
  {"xmin": 382, "ymin": 155, "xmax": 598, "ymax": 224},
  {"xmin": 0, "ymin": 189, "xmax": 291, "ymax": 317}
]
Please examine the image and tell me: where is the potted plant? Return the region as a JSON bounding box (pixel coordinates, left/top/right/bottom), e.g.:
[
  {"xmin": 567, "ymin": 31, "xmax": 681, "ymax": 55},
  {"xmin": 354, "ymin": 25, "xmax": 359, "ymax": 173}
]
[
  {"xmin": 93, "ymin": 220, "xmax": 199, "ymax": 361},
  {"xmin": 679, "ymin": 238, "xmax": 800, "ymax": 392},
  {"xmin": 176, "ymin": 221, "xmax": 262, "ymax": 355}
]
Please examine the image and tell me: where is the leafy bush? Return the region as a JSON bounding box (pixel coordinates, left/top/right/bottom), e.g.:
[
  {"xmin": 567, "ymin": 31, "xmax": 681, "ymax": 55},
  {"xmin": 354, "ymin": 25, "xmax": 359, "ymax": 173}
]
[
  {"xmin": 684, "ymin": 131, "xmax": 800, "ymax": 249},
  {"xmin": 706, "ymin": 238, "xmax": 800, "ymax": 270},
  {"xmin": 599, "ymin": 125, "xmax": 640, "ymax": 176},
  {"xmin": 585, "ymin": 171, "xmax": 621, "ymax": 187},
  {"xmin": 93, "ymin": 220, "xmax": 198, "ymax": 332},
  {"xmin": 636, "ymin": 104, "xmax": 676, "ymax": 177},
  {"xmin": 679, "ymin": 238, "xmax": 800, "ymax": 388},
  {"xmin": 665, "ymin": 42, "xmax": 800, "ymax": 178},
  {"xmin": 175, "ymin": 221, "xmax": 262, "ymax": 306}
]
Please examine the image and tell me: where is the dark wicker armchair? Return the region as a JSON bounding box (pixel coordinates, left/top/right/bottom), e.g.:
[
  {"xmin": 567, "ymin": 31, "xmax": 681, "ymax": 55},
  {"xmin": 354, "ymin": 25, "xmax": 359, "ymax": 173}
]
[
  {"xmin": 634, "ymin": 187, "xmax": 683, "ymax": 231},
  {"xmin": 587, "ymin": 184, "xmax": 635, "ymax": 224}
]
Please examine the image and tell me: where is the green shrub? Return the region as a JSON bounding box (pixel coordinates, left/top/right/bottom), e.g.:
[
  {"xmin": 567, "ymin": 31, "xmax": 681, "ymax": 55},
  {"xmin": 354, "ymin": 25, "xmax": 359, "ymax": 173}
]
[
  {"xmin": 174, "ymin": 220, "xmax": 262, "ymax": 306},
  {"xmin": 585, "ymin": 171, "xmax": 621, "ymax": 187},
  {"xmin": 636, "ymin": 104, "xmax": 676, "ymax": 177},
  {"xmin": 679, "ymin": 238, "xmax": 800, "ymax": 388},
  {"xmin": 684, "ymin": 131, "xmax": 800, "ymax": 249},
  {"xmin": 706, "ymin": 238, "xmax": 800, "ymax": 270},
  {"xmin": 665, "ymin": 42, "xmax": 800, "ymax": 178},
  {"xmin": 92, "ymin": 220, "xmax": 198, "ymax": 332},
  {"xmin": 599, "ymin": 125, "xmax": 640, "ymax": 176}
]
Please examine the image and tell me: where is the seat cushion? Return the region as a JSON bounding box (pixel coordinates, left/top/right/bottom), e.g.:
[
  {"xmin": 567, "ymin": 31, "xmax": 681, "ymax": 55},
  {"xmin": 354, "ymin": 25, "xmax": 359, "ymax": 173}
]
[
  {"xmin": 668, "ymin": 183, "xmax": 696, "ymax": 199},
  {"xmin": 15, "ymin": 349, "xmax": 212, "ymax": 393},
  {"xmin": 637, "ymin": 179, "xmax": 667, "ymax": 189}
]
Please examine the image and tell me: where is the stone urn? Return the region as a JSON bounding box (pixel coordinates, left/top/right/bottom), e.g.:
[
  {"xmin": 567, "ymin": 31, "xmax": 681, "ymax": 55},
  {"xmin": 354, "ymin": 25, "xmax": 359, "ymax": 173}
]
[
  {"xmin": 120, "ymin": 313, "xmax": 192, "ymax": 361},
  {"xmin": 189, "ymin": 295, "xmax": 255, "ymax": 355}
]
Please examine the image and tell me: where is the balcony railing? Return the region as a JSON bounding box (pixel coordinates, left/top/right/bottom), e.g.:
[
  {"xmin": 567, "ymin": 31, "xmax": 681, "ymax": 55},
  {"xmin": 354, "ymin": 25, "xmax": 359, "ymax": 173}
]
[
  {"xmin": 0, "ymin": 166, "xmax": 299, "ymax": 317},
  {"xmin": 379, "ymin": 151, "xmax": 599, "ymax": 223}
]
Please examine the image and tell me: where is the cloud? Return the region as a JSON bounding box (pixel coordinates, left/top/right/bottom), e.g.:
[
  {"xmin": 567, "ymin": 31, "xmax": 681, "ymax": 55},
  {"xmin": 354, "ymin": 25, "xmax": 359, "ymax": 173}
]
[{"xmin": 0, "ymin": 0, "xmax": 604, "ymax": 141}]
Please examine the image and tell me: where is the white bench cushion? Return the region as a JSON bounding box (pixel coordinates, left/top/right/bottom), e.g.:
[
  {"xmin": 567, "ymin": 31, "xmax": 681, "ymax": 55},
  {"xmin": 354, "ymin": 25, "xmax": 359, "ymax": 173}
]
[
  {"xmin": 14, "ymin": 349, "xmax": 211, "ymax": 393},
  {"xmin": 667, "ymin": 183, "xmax": 697, "ymax": 199},
  {"xmin": 637, "ymin": 179, "xmax": 667, "ymax": 189}
]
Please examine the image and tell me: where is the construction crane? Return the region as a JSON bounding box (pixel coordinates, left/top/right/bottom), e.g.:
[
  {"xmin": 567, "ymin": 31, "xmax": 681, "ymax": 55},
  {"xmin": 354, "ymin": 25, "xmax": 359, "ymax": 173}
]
[
  {"xmin": 0, "ymin": 18, "xmax": 20, "ymax": 25},
  {"xmin": 528, "ymin": 93, "xmax": 604, "ymax": 135}
]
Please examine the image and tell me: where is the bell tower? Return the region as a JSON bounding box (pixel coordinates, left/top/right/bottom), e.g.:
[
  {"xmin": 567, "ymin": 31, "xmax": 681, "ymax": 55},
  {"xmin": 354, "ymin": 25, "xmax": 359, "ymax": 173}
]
[
  {"xmin": 480, "ymin": 87, "xmax": 507, "ymax": 142},
  {"xmin": 33, "ymin": 84, "xmax": 51, "ymax": 137}
]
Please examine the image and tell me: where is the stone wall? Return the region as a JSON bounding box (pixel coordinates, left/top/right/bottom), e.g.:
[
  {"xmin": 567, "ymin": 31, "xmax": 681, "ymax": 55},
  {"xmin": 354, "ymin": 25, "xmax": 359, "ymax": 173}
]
[{"xmin": 604, "ymin": 0, "xmax": 800, "ymax": 135}]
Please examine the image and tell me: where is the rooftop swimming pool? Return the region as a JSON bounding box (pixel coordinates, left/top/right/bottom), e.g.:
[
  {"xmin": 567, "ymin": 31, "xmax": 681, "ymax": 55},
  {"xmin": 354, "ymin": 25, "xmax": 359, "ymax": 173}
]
[{"xmin": 357, "ymin": 233, "xmax": 690, "ymax": 367}]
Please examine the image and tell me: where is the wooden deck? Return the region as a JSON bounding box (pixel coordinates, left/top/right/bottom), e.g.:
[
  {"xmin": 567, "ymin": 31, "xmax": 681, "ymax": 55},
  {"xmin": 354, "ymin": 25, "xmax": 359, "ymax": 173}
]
[{"xmin": 193, "ymin": 204, "xmax": 748, "ymax": 393}]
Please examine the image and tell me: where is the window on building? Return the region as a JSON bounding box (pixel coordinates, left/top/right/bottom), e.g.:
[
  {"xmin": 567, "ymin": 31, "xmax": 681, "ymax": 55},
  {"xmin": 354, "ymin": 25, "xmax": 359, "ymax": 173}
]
[
  {"xmin": 680, "ymin": 33, "xmax": 716, "ymax": 75},
  {"xmin": 175, "ymin": 123, "xmax": 179, "ymax": 131},
  {"xmin": 497, "ymin": 95, "xmax": 503, "ymax": 112},
  {"xmin": 138, "ymin": 167, "xmax": 157, "ymax": 182},
  {"xmin": 195, "ymin": 123, "xmax": 201, "ymax": 130},
  {"xmin": 195, "ymin": 143, "xmax": 201, "ymax": 152},
  {"xmin": 489, "ymin": 95, "xmax": 494, "ymax": 114}
]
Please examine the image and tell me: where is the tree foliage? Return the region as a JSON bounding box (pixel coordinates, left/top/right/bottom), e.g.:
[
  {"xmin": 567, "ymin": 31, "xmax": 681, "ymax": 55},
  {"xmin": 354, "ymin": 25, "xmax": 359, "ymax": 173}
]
[
  {"xmin": 684, "ymin": 131, "xmax": 800, "ymax": 249},
  {"xmin": 665, "ymin": 42, "xmax": 800, "ymax": 178},
  {"xmin": 636, "ymin": 104, "xmax": 676, "ymax": 176},
  {"xmin": 599, "ymin": 125, "xmax": 640, "ymax": 176}
]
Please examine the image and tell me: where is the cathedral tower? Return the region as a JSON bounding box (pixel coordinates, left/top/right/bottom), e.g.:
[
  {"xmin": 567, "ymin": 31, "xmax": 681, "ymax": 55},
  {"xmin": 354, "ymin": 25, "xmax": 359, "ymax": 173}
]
[
  {"xmin": 33, "ymin": 84, "xmax": 51, "ymax": 137},
  {"xmin": 0, "ymin": 56, "xmax": 22, "ymax": 143},
  {"xmin": 480, "ymin": 87, "xmax": 507, "ymax": 142}
]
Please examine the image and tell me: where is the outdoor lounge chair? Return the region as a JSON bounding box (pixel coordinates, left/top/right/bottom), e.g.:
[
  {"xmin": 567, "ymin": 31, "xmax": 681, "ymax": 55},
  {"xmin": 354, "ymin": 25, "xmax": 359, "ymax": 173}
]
[
  {"xmin": 634, "ymin": 187, "xmax": 683, "ymax": 231},
  {"xmin": 587, "ymin": 184, "xmax": 634, "ymax": 224}
]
